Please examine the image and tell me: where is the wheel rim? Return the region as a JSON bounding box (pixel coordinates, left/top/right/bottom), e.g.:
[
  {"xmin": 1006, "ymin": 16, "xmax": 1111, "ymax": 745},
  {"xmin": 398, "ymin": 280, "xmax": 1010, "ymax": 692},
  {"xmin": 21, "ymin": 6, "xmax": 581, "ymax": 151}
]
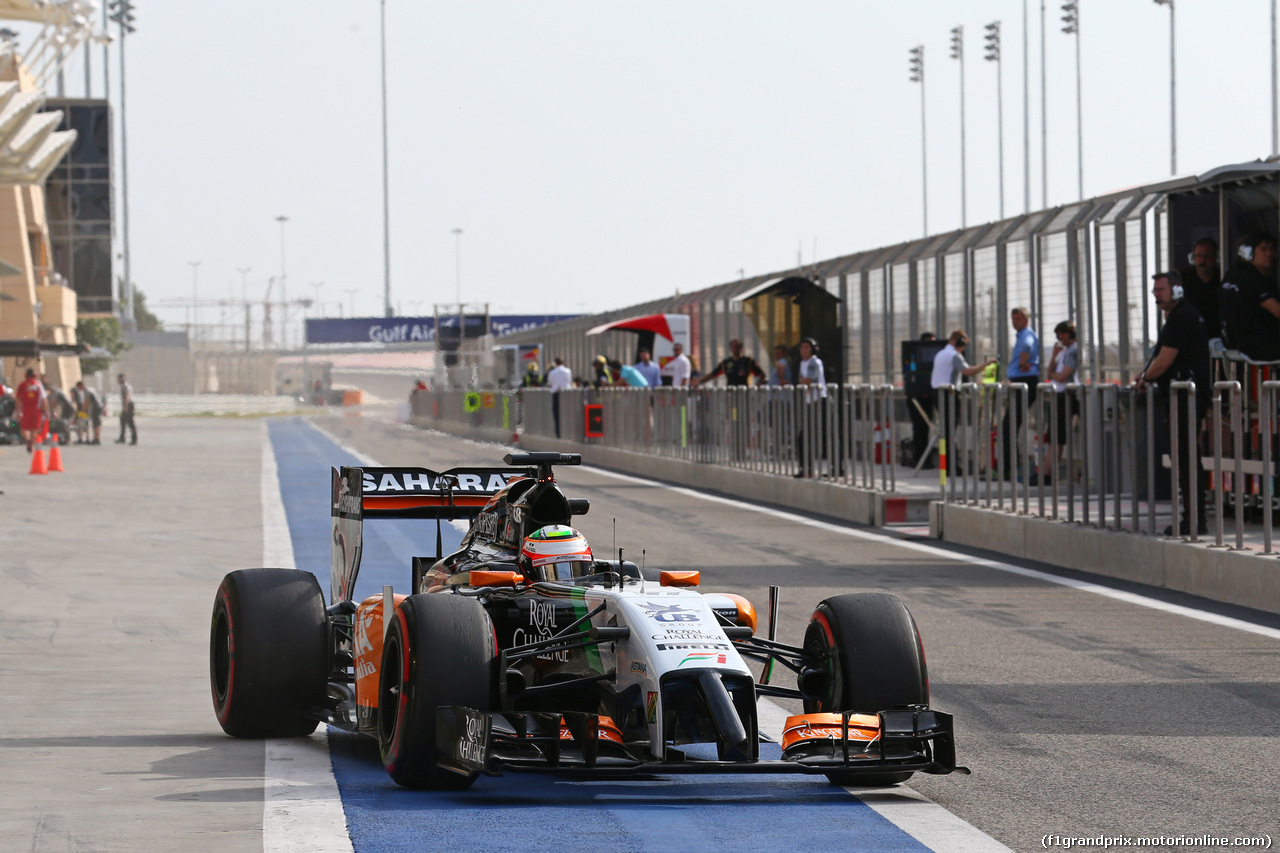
[
  {"xmin": 379, "ymin": 632, "xmax": 405, "ymax": 751},
  {"xmin": 802, "ymin": 611, "xmax": 841, "ymax": 713}
]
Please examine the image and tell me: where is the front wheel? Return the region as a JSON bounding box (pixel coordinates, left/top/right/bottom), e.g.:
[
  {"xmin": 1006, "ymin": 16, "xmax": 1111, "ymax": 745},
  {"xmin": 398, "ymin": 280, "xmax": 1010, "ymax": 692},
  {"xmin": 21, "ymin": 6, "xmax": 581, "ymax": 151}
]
[
  {"xmin": 210, "ymin": 568, "xmax": 328, "ymax": 738},
  {"xmin": 803, "ymin": 593, "xmax": 929, "ymax": 786},
  {"xmin": 378, "ymin": 593, "xmax": 495, "ymax": 789}
]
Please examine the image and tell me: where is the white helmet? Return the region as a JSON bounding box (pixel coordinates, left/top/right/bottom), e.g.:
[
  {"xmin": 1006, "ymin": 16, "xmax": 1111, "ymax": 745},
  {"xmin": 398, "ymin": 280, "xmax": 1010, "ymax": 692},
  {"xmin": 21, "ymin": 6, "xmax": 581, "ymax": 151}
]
[{"xmin": 520, "ymin": 525, "xmax": 594, "ymax": 582}]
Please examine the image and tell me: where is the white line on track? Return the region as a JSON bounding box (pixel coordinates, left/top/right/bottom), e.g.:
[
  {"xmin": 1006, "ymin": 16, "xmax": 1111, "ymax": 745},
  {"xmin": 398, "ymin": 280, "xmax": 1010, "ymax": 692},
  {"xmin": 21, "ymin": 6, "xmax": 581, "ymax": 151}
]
[{"xmin": 261, "ymin": 423, "xmax": 354, "ymax": 853}]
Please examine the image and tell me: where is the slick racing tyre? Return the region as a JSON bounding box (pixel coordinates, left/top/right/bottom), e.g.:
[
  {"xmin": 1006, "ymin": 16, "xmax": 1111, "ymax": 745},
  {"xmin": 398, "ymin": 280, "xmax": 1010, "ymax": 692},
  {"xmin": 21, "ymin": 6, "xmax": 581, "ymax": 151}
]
[
  {"xmin": 379, "ymin": 593, "xmax": 495, "ymax": 789},
  {"xmin": 210, "ymin": 569, "xmax": 328, "ymax": 738},
  {"xmin": 803, "ymin": 593, "xmax": 928, "ymax": 786}
]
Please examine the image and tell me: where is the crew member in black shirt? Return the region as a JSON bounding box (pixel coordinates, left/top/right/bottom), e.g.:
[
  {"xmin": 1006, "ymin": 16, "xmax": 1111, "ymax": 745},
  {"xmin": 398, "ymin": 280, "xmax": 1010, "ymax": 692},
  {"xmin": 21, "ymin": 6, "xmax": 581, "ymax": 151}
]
[
  {"xmin": 1220, "ymin": 232, "xmax": 1280, "ymax": 362},
  {"xmin": 1134, "ymin": 271, "xmax": 1211, "ymax": 536},
  {"xmin": 695, "ymin": 338, "xmax": 766, "ymax": 387},
  {"xmin": 1177, "ymin": 237, "xmax": 1222, "ymax": 340}
]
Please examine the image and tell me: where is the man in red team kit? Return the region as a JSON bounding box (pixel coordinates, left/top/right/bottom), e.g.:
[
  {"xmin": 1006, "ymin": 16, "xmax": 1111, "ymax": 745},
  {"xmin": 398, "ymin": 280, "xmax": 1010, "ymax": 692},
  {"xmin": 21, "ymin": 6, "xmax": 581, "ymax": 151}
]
[{"xmin": 15, "ymin": 368, "xmax": 50, "ymax": 453}]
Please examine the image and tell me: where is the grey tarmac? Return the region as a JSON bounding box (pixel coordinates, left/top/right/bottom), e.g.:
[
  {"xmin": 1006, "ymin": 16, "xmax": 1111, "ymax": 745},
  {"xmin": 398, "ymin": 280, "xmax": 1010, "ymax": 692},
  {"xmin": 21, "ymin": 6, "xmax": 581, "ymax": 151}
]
[{"xmin": 3, "ymin": 411, "xmax": 1278, "ymax": 853}]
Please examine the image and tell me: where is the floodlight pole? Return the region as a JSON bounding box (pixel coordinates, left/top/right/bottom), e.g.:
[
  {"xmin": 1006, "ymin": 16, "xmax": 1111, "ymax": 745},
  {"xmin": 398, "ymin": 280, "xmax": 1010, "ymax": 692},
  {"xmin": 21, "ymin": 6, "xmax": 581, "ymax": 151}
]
[
  {"xmin": 380, "ymin": 0, "xmax": 392, "ymax": 318},
  {"xmin": 986, "ymin": 22, "xmax": 1005, "ymax": 220},
  {"xmin": 117, "ymin": 10, "xmax": 133, "ymax": 330},
  {"xmin": 951, "ymin": 27, "xmax": 967, "ymax": 228},
  {"xmin": 1062, "ymin": 2, "xmax": 1083, "ymax": 200},
  {"xmin": 1154, "ymin": 0, "xmax": 1176, "ymax": 174},
  {"xmin": 1040, "ymin": 0, "xmax": 1048, "ymax": 207},
  {"xmin": 909, "ymin": 46, "xmax": 927, "ymax": 236},
  {"xmin": 1022, "ymin": 0, "xmax": 1030, "ymax": 213}
]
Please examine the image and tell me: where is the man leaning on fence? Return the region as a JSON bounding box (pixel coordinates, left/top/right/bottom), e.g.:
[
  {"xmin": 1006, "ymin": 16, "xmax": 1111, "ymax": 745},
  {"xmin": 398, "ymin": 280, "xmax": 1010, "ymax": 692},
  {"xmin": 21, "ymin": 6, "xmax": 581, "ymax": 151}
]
[
  {"xmin": 932, "ymin": 331, "xmax": 997, "ymax": 477},
  {"xmin": 1134, "ymin": 271, "xmax": 1212, "ymax": 537}
]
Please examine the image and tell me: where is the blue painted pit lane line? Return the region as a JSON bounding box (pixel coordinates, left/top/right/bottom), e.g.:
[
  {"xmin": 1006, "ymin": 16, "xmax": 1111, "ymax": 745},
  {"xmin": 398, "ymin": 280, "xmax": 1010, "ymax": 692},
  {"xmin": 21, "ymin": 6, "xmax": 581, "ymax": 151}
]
[{"xmin": 267, "ymin": 417, "xmax": 990, "ymax": 853}]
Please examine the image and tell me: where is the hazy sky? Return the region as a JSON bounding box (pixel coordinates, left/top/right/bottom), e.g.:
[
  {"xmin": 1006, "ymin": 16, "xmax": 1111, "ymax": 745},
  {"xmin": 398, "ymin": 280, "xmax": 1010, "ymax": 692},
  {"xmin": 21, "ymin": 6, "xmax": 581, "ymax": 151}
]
[{"xmin": 16, "ymin": 1, "xmax": 1278, "ymax": 335}]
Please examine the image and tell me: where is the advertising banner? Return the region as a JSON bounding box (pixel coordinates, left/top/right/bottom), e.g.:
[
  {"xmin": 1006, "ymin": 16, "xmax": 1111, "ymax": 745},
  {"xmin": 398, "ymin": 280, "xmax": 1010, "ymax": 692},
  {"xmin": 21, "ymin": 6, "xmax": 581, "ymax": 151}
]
[{"xmin": 305, "ymin": 314, "xmax": 579, "ymax": 346}]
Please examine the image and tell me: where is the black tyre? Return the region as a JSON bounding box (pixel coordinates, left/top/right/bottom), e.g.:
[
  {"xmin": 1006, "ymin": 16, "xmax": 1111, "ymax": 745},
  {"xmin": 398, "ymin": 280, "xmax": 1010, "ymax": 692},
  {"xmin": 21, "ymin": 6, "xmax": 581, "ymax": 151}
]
[
  {"xmin": 378, "ymin": 593, "xmax": 495, "ymax": 789},
  {"xmin": 802, "ymin": 593, "xmax": 928, "ymax": 786},
  {"xmin": 210, "ymin": 569, "xmax": 328, "ymax": 738}
]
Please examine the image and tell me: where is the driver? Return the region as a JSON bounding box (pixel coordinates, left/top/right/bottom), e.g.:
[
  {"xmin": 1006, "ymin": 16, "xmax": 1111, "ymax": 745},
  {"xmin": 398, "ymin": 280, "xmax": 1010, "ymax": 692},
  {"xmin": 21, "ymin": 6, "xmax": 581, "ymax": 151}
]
[{"xmin": 520, "ymin": 525, "xmax": 594, "ymax": 582}]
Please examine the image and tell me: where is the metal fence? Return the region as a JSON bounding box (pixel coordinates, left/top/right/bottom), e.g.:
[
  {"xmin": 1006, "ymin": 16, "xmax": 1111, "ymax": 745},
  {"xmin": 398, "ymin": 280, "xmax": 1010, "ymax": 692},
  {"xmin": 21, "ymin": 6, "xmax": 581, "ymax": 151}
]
[
  {"xmin": 412, "ymin": 364, "xmax": 1280, "ymax": 554},
  {"xmin": 936, "ymin": 367, "xmax": 1280, "ymax": 554},
  {"xmin": 413, "ymin": 385, "xmax": 901, "ymax": 492}
]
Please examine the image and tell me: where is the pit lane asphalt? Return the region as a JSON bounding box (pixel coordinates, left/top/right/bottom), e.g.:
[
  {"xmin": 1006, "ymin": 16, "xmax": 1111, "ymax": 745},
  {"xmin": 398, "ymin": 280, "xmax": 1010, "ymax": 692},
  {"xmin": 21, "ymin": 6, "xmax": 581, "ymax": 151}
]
[{"xmin": 3, "ymin": 412, "xmax": 1277, "ymax": 852}]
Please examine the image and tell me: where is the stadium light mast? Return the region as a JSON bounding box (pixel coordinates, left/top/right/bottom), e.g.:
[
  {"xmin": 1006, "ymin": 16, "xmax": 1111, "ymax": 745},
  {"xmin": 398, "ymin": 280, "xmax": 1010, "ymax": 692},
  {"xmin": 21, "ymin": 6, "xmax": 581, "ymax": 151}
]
[
  {"xmin": 908, "ymin": 45, "xmax": 927, "ymax": 236},
  {"xmin": 380, "ymin": 0, "xmax": 393, "ymax": 318},
  {"xmin": 950, "ymin": 26, "xmax": 967, "ymax": 228},
  {"xmin": 1153, "ymin": 0, "xmax": 1176, "ymax": 175},
  {"xmin": 1040, "ymin": 0, "xmax": 1048, "ymax": 207},
  {"xmin": 1062, "ymin": 1, "xmax": 1083, "ymax": 200},
  {"xmin": 1022, "ymin": 0, "xmax": 1031, "ymax": 213},
  {"xmin": 985, "ymin": 21, "xmax": 1005, "ymax": 220},
  {"xmin": 108, "ymin": 0, "xmax": 136, "ymax": 329}
]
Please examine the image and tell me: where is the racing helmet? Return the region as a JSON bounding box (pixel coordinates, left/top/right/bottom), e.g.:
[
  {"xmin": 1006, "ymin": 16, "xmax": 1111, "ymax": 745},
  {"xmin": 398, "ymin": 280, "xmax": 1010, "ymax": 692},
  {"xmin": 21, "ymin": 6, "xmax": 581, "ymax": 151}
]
[{"xmin": 520, "ymin": 525, "xmax": 594, "ymax": 582}]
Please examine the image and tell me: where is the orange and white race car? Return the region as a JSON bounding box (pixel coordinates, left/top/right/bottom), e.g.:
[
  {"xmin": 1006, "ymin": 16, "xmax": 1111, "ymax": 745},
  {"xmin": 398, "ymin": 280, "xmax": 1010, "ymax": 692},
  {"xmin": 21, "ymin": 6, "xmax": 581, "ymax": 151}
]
[{"xmin": 210, "ymin": 452, "xmax": 967, "ymax": 789}]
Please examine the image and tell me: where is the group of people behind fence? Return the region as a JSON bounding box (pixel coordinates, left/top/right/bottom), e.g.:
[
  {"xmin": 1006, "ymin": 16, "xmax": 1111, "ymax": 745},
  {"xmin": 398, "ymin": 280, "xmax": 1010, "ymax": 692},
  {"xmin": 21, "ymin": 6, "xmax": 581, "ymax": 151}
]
[{"xmin": 920, "ymin": 231, "xmax": 1279, "ymax": 536}]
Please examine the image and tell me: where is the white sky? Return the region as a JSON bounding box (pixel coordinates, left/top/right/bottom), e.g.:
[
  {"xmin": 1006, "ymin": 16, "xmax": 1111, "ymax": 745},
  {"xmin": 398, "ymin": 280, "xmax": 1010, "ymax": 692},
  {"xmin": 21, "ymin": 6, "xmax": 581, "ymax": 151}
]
[{"xmin": 16, "ymin": 1, "xmax": 1278, "ymax": 333}]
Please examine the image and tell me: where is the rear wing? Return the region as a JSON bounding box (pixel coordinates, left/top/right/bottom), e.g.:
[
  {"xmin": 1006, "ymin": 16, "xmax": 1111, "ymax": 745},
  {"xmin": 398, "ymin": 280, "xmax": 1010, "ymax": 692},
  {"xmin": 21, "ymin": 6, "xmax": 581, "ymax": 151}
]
[{"xmin": 329, "ymin": 464, "xmax": 531, "ymax": 604}]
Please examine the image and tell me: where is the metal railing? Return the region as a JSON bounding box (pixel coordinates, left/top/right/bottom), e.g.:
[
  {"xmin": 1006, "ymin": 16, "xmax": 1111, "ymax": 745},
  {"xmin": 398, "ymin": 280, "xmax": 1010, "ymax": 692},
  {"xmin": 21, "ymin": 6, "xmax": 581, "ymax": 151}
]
[
  {"xmin": 413, "ymin": 385, "xmax": 901, "ymax": 492},
  {"xmin": 410, "ymin": 374, "xmax": 1280, "ymax": 553},
  {"xmin": 937, "ymin": 377, "xmax": 1280, "ymax": 554}
]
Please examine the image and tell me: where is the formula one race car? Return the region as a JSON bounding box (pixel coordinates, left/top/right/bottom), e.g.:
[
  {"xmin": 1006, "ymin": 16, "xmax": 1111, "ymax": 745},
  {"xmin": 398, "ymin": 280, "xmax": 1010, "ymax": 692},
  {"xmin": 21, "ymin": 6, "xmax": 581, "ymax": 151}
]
[{"xmin": 210, "ymin": 452, "xmax": 966, "ymax": 789}]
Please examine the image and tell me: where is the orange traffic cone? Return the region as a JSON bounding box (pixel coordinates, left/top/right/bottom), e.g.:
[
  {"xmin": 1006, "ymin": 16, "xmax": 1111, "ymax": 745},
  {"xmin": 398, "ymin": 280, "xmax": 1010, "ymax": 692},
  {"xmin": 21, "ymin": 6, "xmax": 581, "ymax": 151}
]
[
  {"xmin": 29, "ymin": 447, "xmax": 47, "ymax": 475},
  {"xmin": 48, "ymin": 434, "xmax": 64, "ymax": 472}
]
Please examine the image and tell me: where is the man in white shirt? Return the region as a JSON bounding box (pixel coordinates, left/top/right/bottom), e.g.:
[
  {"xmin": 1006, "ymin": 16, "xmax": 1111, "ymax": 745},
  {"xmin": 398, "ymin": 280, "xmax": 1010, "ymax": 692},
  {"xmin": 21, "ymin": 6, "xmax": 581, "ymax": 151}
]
[
  {"xmin": 795, "ymin": 338, "xmax": 827, "ymax": 477},
  {"xmin": 546, "ymin": 357, "xmax": 573, "ymax": 438},
  {"xmin": 930, "ymin": 330, "xmax": 995, "ymax": 477},
  {"xmin": 660, "ymin": 343, "xmax": 691, "ymax": 388}
]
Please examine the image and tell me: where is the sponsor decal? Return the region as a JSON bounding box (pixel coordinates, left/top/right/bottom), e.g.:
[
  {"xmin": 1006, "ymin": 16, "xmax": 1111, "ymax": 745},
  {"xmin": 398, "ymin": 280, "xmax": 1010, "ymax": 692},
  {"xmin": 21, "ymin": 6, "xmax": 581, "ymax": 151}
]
[
  {"xmin": 789, "ymin": 727, "xmax": 877, "ymax": 741},
  {"xmin": 456, "ymin": 711, "xmax": 488, "ymax": 766},
  {"xmin": 359, "ymin": 470, "xmax": 521, "ymax": 496},
  {"xmin": 629, "ymin": 661, "xmax": 647, "ymax": 675},
  {"xmin": 474, "ymin": 512, "xmax": 500, "ymax": 540},
  {"xmin": 651, "ymin": 630, "xmax": 723, "ymax": 641},
  {"xmin": 655, "ymin": 642, "xmax": 731, "ymax": 651},
  {"xmin": 677, "ymin": 652, "xmax": 728, "ymax": 667},
  {"xmin": 512, "ymin": 599, "xmax": 569, "ymax": 662},
  {"xmin": 640, "ymin": 603, "xmax": 700, "ymax": 623},
  {"xmin": 646, "ymin": 691, "xmax": 658, "ymax": 724}
]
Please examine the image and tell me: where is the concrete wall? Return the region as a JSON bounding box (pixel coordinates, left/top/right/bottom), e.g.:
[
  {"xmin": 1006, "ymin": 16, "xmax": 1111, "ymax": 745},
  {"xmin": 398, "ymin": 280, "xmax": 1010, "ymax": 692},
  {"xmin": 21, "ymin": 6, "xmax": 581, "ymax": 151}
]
[{"xmin": 931, "ymin": 502, "xmax": 1280, "ymax": 615}]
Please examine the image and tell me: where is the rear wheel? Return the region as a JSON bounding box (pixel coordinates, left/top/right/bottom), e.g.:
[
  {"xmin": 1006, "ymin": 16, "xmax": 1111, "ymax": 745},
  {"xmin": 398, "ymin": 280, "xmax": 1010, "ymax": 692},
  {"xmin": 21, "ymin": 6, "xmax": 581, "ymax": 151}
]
[
  {"xmin": 210, "ymin": 569, "xmax": 328, "ymax": 738},
  {"xmin": 378, "ymin": 593, "xmax": 495, "ymax": 789},
  {"xmin": 802, "ymin": 593, "xmax": 928, "ymax": 786}
]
